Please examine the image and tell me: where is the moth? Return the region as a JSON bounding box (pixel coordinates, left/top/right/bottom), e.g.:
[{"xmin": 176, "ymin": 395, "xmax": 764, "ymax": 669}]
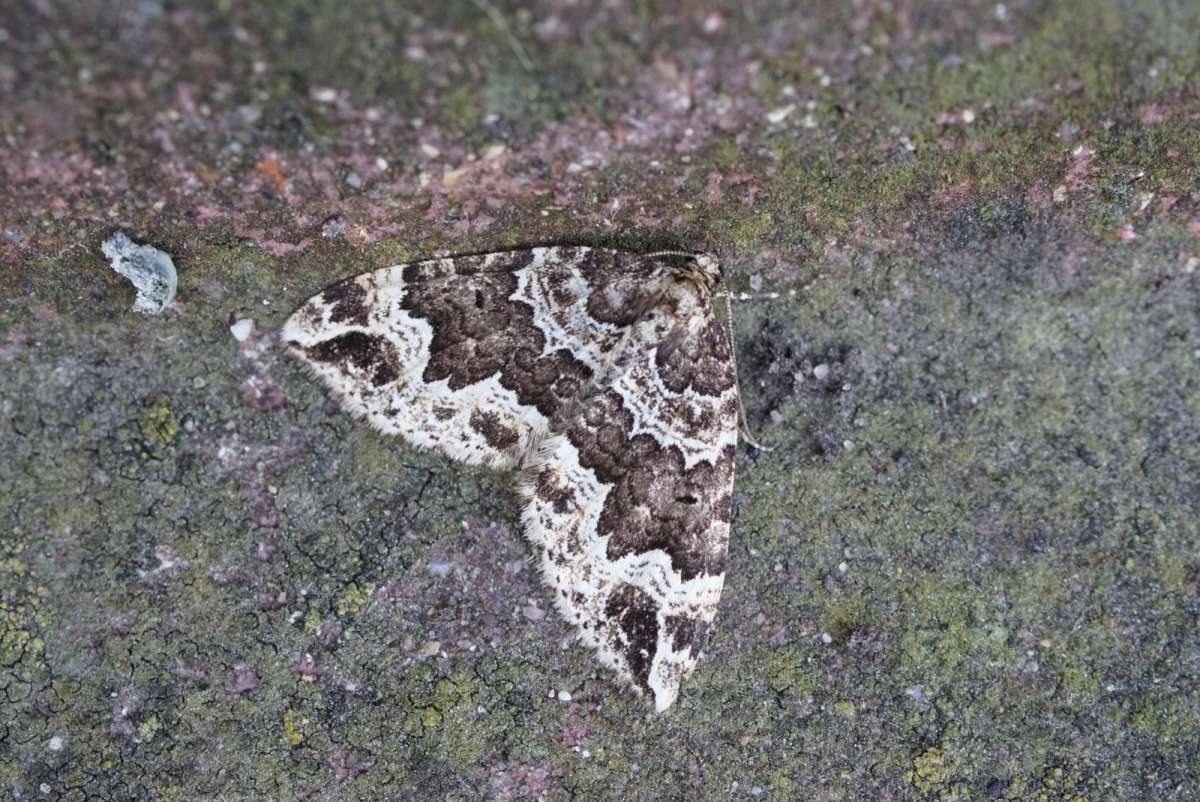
[{"xmin": 281, "ymin": 247, "xmax": 741, "ymax": 711}]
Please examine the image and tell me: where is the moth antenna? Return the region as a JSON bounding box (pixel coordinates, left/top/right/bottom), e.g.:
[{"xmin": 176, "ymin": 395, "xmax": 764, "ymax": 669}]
[
  {"xmin": 728, "ymin": 291, "xmax": 781, "ymax": 302},
  {"xmin": 723, "ymin": 286, "xmax": 773, "ymax": 453},
  {"xmin": 640, "ymin": 249, "xmax": 695, "ymax": 261}
]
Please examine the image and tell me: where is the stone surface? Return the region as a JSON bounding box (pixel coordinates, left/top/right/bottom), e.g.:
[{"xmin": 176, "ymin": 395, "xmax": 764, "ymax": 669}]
[{"xmin": 1, "ymin": 1, "xmax": 1198, "ymax": 800}]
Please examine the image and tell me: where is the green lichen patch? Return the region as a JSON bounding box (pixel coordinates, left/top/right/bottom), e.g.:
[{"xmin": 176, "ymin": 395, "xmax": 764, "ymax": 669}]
[{"xmin": 138, "ymin": 394, "xmax": 181, "ymax": 446}]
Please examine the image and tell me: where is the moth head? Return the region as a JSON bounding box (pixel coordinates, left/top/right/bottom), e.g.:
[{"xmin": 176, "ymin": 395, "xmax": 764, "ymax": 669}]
[
  {"xmin": 679, "ymin": 253, "xmax": 722, "ymax": 305},
  {"xmin": 691, "ymin": 253, "xmax": 721, "ymax": 285},
  {"xmin": 644, "ymin": 251, "xmax": 722, "ymax": 299}
]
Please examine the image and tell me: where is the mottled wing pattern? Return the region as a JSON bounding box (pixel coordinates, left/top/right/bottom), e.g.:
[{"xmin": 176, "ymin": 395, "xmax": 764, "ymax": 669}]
[
  {"xmin": 282, "ymin": 248, "xmax": 627, "ymax": 468},
  {"xmin": 521, "ymin": 291, "xmax": 738, "ymax": 711},
  {"xmin": 282, "ymin": 247, "xmax": 737, "ymax": 711}
]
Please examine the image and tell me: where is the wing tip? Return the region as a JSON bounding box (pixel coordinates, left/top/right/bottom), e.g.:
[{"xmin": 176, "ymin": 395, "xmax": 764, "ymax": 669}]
[{"xmin": 522, "ymin": 532, "xmax": 702, "ymax": 714}]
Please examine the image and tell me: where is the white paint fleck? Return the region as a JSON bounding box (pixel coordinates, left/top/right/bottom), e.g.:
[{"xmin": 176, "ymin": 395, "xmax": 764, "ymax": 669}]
[
  {"xmin": 101, "ymin": 231, "xmax": 178, "ymax": 314},
  {"xmin": 229, "ymin": 318, "xmax": 254, "ymax": 342}
]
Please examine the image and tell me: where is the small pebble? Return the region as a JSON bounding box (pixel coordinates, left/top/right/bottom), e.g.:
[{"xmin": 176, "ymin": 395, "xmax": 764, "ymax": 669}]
[
  {"xmin": 813, "ymin": 363, "xmax": 830, "ymax": 380},
  {"xmin": 557, "ymin": 690, "xmax": 572, "ymax": 702},
  {"xmin": 767, "ymin": 104, "xmax": 795, "ymax": 124},
  {"xmin": 230, "ymin": 318, "xmax": 254, "ymax": 342}
]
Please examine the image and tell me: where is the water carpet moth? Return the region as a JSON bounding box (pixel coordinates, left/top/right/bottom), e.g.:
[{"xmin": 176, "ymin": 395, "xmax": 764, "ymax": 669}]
[{"xmin": 281, "ymin": 246, "xmax": 743, "ymax": 711}]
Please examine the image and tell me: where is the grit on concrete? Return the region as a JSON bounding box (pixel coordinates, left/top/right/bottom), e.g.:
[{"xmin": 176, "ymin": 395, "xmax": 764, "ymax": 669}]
[{"xmin": 1, "ymin": 1, "xmax": 1198, "ymax": 800}]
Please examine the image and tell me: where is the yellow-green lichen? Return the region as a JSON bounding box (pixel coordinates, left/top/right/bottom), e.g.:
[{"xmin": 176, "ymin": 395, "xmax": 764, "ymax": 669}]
[
  {"xmin": 282, "ymin": 707, "xmax": 306, "ymax": 745},
  {"xmin": 138, "ymin": 395, "xmax": 180, "ymax": 446},
  {"xmin": 335, "ymin": 582, "xmax": 374, "ymax": 615},
  {"xmin": 302, "ymin": 606, "xmax": 322, "ymax": 633},
  {"xmin": 136, "ymin": 713, "xmax": 161, "ymax": 743},
  {"xmin": 0, "ymin": 602, "xmax": 42, "ymax": 665},
  {"xmin": 907, "ymin": 747, "xmax": 950, "ymax": 791}
]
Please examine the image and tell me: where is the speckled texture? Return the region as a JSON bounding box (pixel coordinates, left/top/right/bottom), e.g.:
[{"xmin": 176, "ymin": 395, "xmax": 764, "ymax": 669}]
[{"xmin": 1, "ymin": 1, "xmax": 1197, "ymax": 800}]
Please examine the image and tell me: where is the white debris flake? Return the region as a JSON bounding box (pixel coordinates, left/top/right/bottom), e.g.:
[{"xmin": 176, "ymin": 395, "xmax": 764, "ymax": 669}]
[
  {"xmin": 229, "ymin": 318, "xmax": 255, "ymax": 342},
  {"xmin": 101, "ymin": 231, "xmax": 178, "ymax": 314}
]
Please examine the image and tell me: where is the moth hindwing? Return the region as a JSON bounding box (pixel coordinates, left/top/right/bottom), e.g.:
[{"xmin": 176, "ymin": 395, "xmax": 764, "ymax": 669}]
[{"xmin": 281, "ymin": 246, "xmax": 738, "ymax": 711}]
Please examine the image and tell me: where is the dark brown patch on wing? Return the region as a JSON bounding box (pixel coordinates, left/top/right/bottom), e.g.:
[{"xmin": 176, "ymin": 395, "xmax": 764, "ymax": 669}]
[
  {"xmin": 580, "ymin": 249, "xmax": 659, "ymax": 326},
  {"xmin": 400, "ymin": 252, "xmax": 594, "ymax": 420},
  {"xmin": 597, "ymin": 439, "xmax": 733, "ymax": 581},
  {"xmin": 564, "ymin": 386, "xmax": 733, "ymax": 582},
  {"xmin": 320, "ymin": 276, "xmax": 371, "ymax": 327},
  {"xmin": 469, "ymin": 409, "xmax": 519, "ymax": 450},
  {"xmin": 665, "ymin": 614, "xmax": 709, "ymax": 656},
  {"xmin": 306, "ymin": 331, "xmax": 398, "ymax": 386},
  {"xmin": 656, "ymin": 318, "xmax": 736, "ymax": 396},
  {"xmin": 534, "ymin": 467, "xmax": 575, "ymax": 514},
  {"xmin": 605, "ymin": 583, "xmax": 660, "ymax": 695}
]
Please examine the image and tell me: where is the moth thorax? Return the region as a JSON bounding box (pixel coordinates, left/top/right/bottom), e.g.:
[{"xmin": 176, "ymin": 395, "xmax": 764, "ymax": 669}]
[
  {"xmin": 651, "ymin": 282, "xmax": 711, "ymax": 344},
  {"xmin": 669, "ymin": 254, "xmax": 720, "ymax": 304},
  {"xmin": 693, "ymin": 254, "xmax": 721, "ymax": 284}
]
